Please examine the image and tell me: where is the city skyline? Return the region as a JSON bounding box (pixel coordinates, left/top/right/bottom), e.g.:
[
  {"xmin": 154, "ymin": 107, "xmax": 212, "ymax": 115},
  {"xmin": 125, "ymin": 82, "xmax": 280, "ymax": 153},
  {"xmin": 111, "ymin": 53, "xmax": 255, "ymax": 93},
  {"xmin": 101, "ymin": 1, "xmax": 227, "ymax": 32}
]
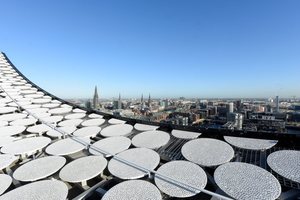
[{"xmin": 1, "ymin": 1, "xmax": 300, "ymax": 99}]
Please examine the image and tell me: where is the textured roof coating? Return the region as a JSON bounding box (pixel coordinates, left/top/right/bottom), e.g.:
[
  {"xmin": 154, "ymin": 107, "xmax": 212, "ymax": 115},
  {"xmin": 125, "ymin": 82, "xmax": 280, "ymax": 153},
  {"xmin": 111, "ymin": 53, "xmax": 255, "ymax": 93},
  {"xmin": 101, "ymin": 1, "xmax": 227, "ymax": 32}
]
[
  {"xmin": 0, "ymin": 174, "xmax": 12, "ymax": 195},
  {"xmin": 26, "ymin": 124, "xmax": 52, "ymax": 134},
  {"xmin": 45, "ymin": 137, "xmax": 89, "ymax": 156},
  {"xmin": 1, "ymin": 136, "xmax": 51, "ymax": 156},
  {"xmin": 171, "ymin": 129, "xmax": 201, "ymax": 139},
  {"xmin": 89, "ymin": 136, "xmax": 131, "ymax": 157},
  {"xmin": 58, "ymin": 119, "xmax": 83, "ymax": 127},
  {"xmin": 46, "ymin": 126, "xmax": 76, "ymax": 138},
  {"xmin": 132, "ymin": 130, "xmax": 170, "ymax": 149},
  {"xmin": 155, "ymin": 161, "xmax": 207, "ymax": 198},
  {"xmin": 0, "ymin": 113, "xmax": 27, "ymax": 121},
  {"xmin": 267, "ymin": 150, "xmax": 300, "ymax": 183},
  {"xmin": 0, "ymin": 125, "xmax": 26, "ymax": 137},
  {"xmin": 13, "ymin": 156, "xmax": 66, "ymax": 182},
  {"xmin": 224, "ymin": 136, "xmax": 278, "ymax": 150},
  {"xmin": 64, "ymin": 113, "xmax": 86, "ymax": 119},
  {"xmin": 134, "ymin": 123, "xmax": 159, "ymax": 131},
  {"xmin": 102, "ymin": 180, "xmax": 162, "ymax": 200},
  {"xmin": 108, "ymin": 148, "xmax": 160, "ymax": 179},
  {"xmin": 10, "ymin": 118, "xmax": 37, "ymax": 126},
  {"xmin": 181, "ymin": 138, "xmax": 234, "ymax": 167},
  {"xmin": 214, "ymin": 162, "xmax": 281, "ymax": 200},
  {"xmin": 48, "ymin": 107, "xmax": 72, "ymax": 115},
  {"xmin": 59, "ymin": 156, "xmax": 107, "ymax": 183},
  {"xmin": 108, "ymin": 118, "xmax": 126, "ymax": 125},
  {"xmin": 73, "ymin": 126, "xmax": 101, "ymax": 137},
  {"xmin": 0, "ymin": 180, "xmax": 68, "ymax": 200},
  {"xmin": 101, "ymin": 124, "xmax": 133, "ymax": 137},
  {"xmin": 0, "ymin": 154, "xmax": 18, "ymax": 170},
  {"xmin": 81, "ymin": 118, "xmax": 105, "ymax": 126}
]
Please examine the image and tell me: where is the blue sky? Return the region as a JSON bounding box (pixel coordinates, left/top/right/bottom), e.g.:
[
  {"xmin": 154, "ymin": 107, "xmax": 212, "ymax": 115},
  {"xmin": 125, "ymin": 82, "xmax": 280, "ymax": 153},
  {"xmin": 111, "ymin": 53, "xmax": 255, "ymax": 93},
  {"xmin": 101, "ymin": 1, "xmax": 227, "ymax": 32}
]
[{"xmin": 0, "ymin": 0, "xmax": 299, "ymax": 99}]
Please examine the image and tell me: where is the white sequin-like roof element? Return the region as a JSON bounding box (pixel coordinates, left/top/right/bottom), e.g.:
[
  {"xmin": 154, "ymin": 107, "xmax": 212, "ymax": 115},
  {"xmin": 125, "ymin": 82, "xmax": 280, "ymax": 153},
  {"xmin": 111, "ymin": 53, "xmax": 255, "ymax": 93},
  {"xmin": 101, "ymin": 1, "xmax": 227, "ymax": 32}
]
[
  {"xmin": 155, "ymin": 160, "xmax": 207, "ymax": 198},
  {"xmin": 0, "ymin": 125, "xmax": 26, "ymax": 137},
  {"xmin": 45, "ymin": 137, "xmax": 89, "ymax": 156},
  {"xmin": 48, "ymin": 107, "xmax": 72, "ymax": 115},
  {"xmin": 46, "ymin": 126, "xmax": 76, "ymax": 138},
  {"xmin": 224, "ymin": 136, "xmax": 278, "ymax": 150},
  {"xmin": 134, "ymin": 123, "xmax": 159, "ymax": 131},
  {"xmin": 88, "ymin": 113, "xmax": 103, "ymax": 119},
  {"xmin": 132, "ymin": 130, "xmax": 170, "ymax": 149},
  {"xmin": 0, "ymin": 154, "xmax": 18, "ymax": 170},
  {"xmin": 267, "ymin": 150, "xmax": 300, "ymax": 183},
  {"xmin": 108, "ymin": 118, "xmax": 126, "ymax": 125},
  {"xmin": 1, "ymin": 137, "xmax": 51, "ymax": 156},
  {"xmin": 214, "ymin": 162, "xmax": 281, "ymax": 200},
  {"xmin": 0, "ymin": 113, "xmax": 27, "ymax": 121},
  {"xmin": 181, "ymin": 138, "xmax": 234, "ymax": 167},
  {"xmin": 64, "ymin": 113, "xmax": 86, "ymax": 119},
  {"xmin": 59, "ymin": 156, "xmax": 107, "ymax": 183},
  {"xmin": 73, "ymin": 126, "xmax": 101, "ymax": 138},
  {"xmin": 0, "ymin": 137, "xmax": 15, "ymax": 147},
  {"xmin": 81, "ymin": 118, "xmax": 105, "ymax": 126},
  {"xmin": 101, "ymin": 124, "xmax": 133, "ymax": 137},
  {"xmin": 26, "ymin": 124, "xmax": 52, "ymax": 134},
  {"xmin": 10, "ymin": 118, "xmax": 37, "ymax": 126},
  {"xmin": 102, "ymin": 180, "xmax": 162, "ymax": 200},
  {"xmin": 89, "ymin": 136, "xmax": 131, "ymax": 157},
  {"xmin": 171, "ymin": 130, "xmax": 201, "ymax": 139},
  {"xmin": 108, "ymin": 148, "xmax": 160, "ymax": 179},
  {"xmin": 13, "ymin": 156, "xmax": 66, "ymax": 182},
  {"xmin": 40, "ymin": 115, "xmax": 63, "ymax": 124},
  {"xmin": 0, "ymin": 106, "xmax": 17, "ymax": 114},
  {"xmin": 58, "ymin": 119, "xmax": 83, "ymax": 127},
  {"xmin": 0, "ymin": 174, "xmax": 12, "ymax": 195},
  {"xmin": 0, "ymin": 180, "xmax": 68, "ymax": 200}
]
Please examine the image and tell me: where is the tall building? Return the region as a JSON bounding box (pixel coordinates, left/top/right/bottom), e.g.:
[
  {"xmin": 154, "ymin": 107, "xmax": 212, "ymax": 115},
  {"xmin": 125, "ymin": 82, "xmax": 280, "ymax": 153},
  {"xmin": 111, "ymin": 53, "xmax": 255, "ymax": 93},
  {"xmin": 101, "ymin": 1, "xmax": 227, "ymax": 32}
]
[
  {"xmin": 118, "ymin": 93, "xmax": 122, "ymax": 109},
  {"xmin": 276, "ymin": 96, "xmax": 279, "ymax": 112},
  {"xmin": 92, "ymin": 86, "xmax": 99, "ymax": 109},
  {"xmin": 148, "ymin": 93, "xmax": 151, "ymax": 107},
  {"xmin": 227, "ymin": 102, "xmax": 234, "ymax": 113}
]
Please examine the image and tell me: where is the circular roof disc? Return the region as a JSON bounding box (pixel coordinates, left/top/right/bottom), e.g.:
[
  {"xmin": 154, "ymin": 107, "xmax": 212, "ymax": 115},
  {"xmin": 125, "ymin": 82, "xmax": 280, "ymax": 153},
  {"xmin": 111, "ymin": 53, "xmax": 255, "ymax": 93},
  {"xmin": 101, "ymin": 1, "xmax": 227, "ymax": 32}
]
[
  {"xmin": 22, "ymin": 104, "xmax": 42, "ymax": 109},
  {"xmin": 42, "ymin": 103, "xmax": 60, "ymax": 108},
  {"xmin": 19, "ymin": 89, "xmax": 37, "ymax": 95},
  {"xmin": 46, "ymin": 126, "xmax": 77, "ymax": 138},
  {"xmin": 0, "ymin": 125, "xmax": 26, "ymax": 137},
  {"xmin": 81, "ymin": 118, "xmax": 105, "ymax": 127},
  {"xmin": 108, "ymin": 148, "xmax": 160, "ymax": 179},
  {"xmin": 60, "ymin": 104, "xmax": 72, "ymax": 108},
  {"xmin": 0, "ymin": 180, "xmax": 68, "ymax": 200},
  {"xmin": 59, "ymin": 156, "xmax": 107, "ymax": 183},
  {"xmin": 29, "ymin": 112, "xmax": 51, "ymax": 118},
  {"xmin": 31, "ymin": 98, "xmax": 52, "ymax": 104},
  {"xmin": 58, "ymin": 119, "xmax": 83, "ymax": 127},
  {"xmin": 13, "ymin": 156, "xmax": 66, "ymax": 182},
  {"xmin": 102, "ymin": 180, "xmax": 162, "ymax": 200},
  {"xmin": 72, "ymin": 108, "xmax": 86, "ymax": 113},
  {"xmin": 224, "ymin": 136, "xmax": 278, "ymax": 150},
  {"xmin": 26, "ymin": 124, "xmax": 52, "ymax": 134},
  {"xmin": 132, "ymin": 130, "xmax": 170, "ymax": 149},
  {"xmin": 64, "ymin": 113, "xmax": 86, "ymax": 120},
  {"xmin": 10, "ymin": 118, "xmax": 37, "ymax": 126},
  {"xmin": 108, "ymin": 118, "xmax": 126, "ymax": 125},
  {"xmin": 0, "ymin": 106, "xmax": 17, "ymax": 114},
  {"xmin": 45, "ymin": 137, "xmax": 90, "ymax": 156},
  {"xmin": 73, "ymin": 126, "xmax": 101, "ymax": 138},
  {"xmin": 101, "ymin": 124, "xmax": 133, "ymax": 137},
  {"xmin": 88, "ymin": 113, "xmax": 103, "ymax": 119},
  {"xmin": 181, "ymin": 138, "xmax": 234, "ymax": 167},
  {"xmin": 267, "ymin": 150, "xmax": 300, "ymax": 183},
  {"xmin": 1, "ymin": 136, "xmax": 51, "ymax": 156},
  {"xmin": 40, "ymin": 115, "xmax": 63, "ymax": 124},
  {"xmin": 0, "ymin": 154, "xmax": 19, "ymax": 170},
  {"xmin": 24, "ymin": 93, "xmax": 44, "ymax": 99},
  {"xmin": 134, "ymin": 123, "xmax": 159, "ymax": 131},
  {"xmin": 171, "ymin": 130, "xmax": 201, "ymax": 139},
  {"xmin": 214, "ymin": 162, "xmax": 281, "ymax": 200},
  {"xmin": 0, "ymin": 120, "xmax": 8, "ymax": 127},
  {"xmin": 155, "ymin": 161, "xmax": 207, "ymax": 198},
  {"xmin": 0, "ymin": 137, "xmax": 16, "ymax": 147},
  {"xmin": 89, "ymin": 136, "xmax": 131, "ymax": 157},
  {"xmin": 0, "ymin": 174, "xmax": 12, "ymax": 195},
  {"xmin": 26, "ymin": 107, "xmax": 49, "ymax": 114},
  {"xmin": 48, "ymin": 107, "xmax": 72, "ymax": 115}
]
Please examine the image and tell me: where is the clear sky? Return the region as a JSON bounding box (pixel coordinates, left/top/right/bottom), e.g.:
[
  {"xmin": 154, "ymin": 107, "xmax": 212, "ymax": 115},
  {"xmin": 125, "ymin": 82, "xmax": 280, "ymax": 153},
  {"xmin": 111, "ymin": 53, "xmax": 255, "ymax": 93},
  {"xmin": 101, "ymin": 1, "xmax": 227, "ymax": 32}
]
[{"xmin": 0, "ymin": 0, "xmax": 299, "ymax": 99}]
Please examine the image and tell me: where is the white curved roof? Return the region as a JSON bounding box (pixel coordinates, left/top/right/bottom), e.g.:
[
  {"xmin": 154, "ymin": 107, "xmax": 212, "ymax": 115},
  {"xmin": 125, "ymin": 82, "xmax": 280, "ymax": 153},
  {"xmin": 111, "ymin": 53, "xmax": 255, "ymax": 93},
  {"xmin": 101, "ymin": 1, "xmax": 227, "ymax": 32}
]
[
  {"xmin": 81, "ymin": 118, "xmax": 105, "ymax": 126},
  {"xmin": 181, "ymin": 138, "xmax": 234, "ymax": 167},
  {"xmin": 58, "ymin": 119, "xmax": 83, "ymax": 127},
  {"xmin": 46, "ymin": 126, "xmax": 76, "ymax": 138},
  {"xmin": 132, "ymin": 130, "xmax": 170, "ymax": 149},
  {"xmin": 64, "ymin": 113, "xmax": 86, "ymax": 119},
  {"xmin": 108, "ymin": 118, "xmax": 126, "ymax": 125},
  {"xmin": 108, "ymin": 148, "xmax": 160, "ymax": 179},
  {"xmin": 224, "ymin": 136, "xmax": 278, "ymax": 150},
  {"xmin": 171, "ymin": 129, "xmax": 201, "ymax": 139},
  {"xmin": 73, "ymin": 126, "xmax": 101, "ymax": 138},
  {"xmin": 59, "ymin": 156, "xmax": 107, "ymax": 183},
  {"xmin": 0, "ymin": 154, "xmax": 18, "ymax": 170},
  {"xmin": 102, "ymin": 180, "xmax": 162, "ymax": 200},
  {"xmin": 0, "ymin": 174, "xmax": 12, "ymax": 195},
  {"xmin": 13, "ymin": 156, "xmax": 66, "ymax": 182},
  {"xmin": 134, "ymin": 123, "xmax": 159, "ymax": 131},
  {"xmin": 214, "ymin": 162, "xmax": 281, "ymax": 200},
  {"xmin": 101, "ymin": 124, "xmax": 133, "ymax": 137},
  {"xmin": 267, "ymin": 150, "xmax": 300, "ymax": 183},
  {"xmin": 0, "ymin": 125, "xmax": 26, "ymax": 137}
]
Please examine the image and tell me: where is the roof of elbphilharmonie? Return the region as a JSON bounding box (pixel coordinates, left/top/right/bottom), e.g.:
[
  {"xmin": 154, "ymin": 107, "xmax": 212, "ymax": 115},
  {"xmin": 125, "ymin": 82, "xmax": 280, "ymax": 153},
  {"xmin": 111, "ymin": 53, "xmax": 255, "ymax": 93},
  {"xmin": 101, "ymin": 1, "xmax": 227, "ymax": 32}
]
[{"xmin": 0, "ymin": 52, "xmax": 299, "ymax": 200}]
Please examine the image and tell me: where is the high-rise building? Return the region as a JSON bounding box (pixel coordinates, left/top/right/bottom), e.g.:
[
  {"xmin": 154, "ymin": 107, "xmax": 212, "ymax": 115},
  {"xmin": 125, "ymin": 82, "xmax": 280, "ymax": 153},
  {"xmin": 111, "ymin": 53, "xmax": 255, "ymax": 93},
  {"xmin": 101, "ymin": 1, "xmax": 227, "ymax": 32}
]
[
  {"xmin": 148, "ymin": 93, "xmax": 151, "ymax": 107},
  {"xmin": 118, "ymin": 93, "xmax": 122, "ymax": 109},
  {"xmin": 92, "ymin": 86, "xmax": 99, "ymax": 109},
  {"xmin": 275, "ymin": 96, "xmax": 279, "ymax": 112},
  {"xmin": 227, "ymin": 102, "xmax": 234, "ymax": 113}
]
